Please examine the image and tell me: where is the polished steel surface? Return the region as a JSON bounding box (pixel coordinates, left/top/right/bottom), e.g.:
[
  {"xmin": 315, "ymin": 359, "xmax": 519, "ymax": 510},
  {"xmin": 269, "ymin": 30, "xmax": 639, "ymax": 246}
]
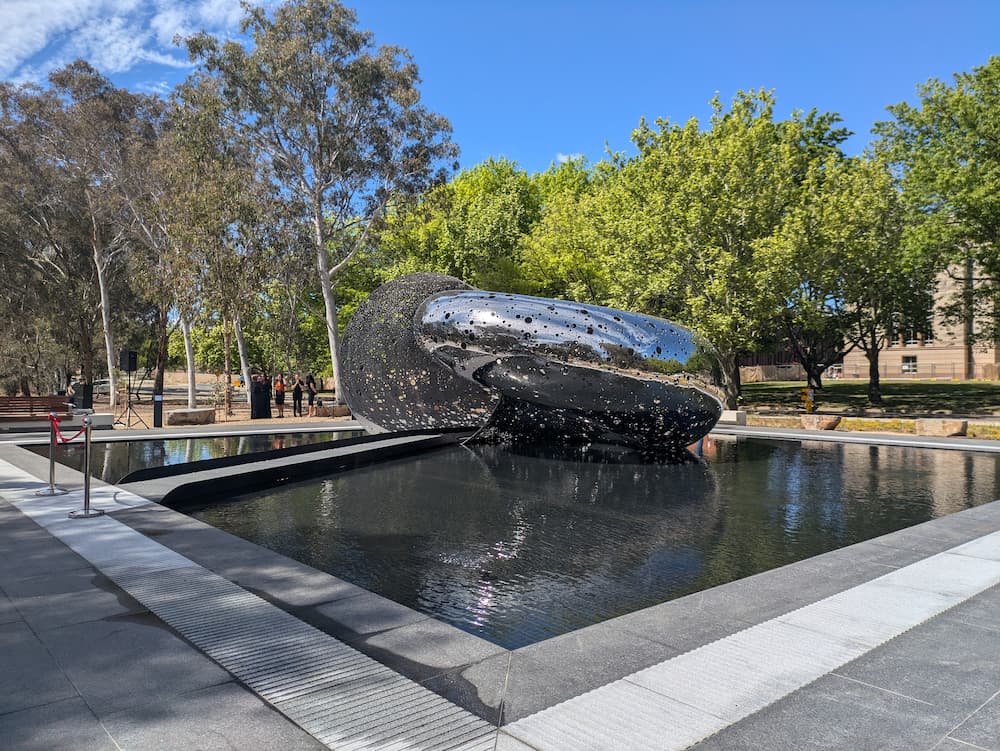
[
  {"xmin": 417, "ymin": 290, "xmax": 722, "ymax": 382},
  {"xmin": 417, "ymin": 290, "xmax": 725, "ymax": 450},
  {"xmin": 340, "ymin": 274, "xmax": 725, "ymax": 451}
]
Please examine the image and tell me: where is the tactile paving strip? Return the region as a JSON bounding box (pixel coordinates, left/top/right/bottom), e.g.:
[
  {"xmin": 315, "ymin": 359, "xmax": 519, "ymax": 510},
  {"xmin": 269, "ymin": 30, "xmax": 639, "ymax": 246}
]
[{"xmin": 105, "ymin": 564, "xmax": 496, "ymax": 750}]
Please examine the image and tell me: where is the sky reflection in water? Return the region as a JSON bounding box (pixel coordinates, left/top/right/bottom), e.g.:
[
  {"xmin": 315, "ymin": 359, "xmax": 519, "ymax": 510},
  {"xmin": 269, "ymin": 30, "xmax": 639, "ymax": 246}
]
[{"xmin": 28, "ymin": 432, "xmax": 356, "ymax": 483}]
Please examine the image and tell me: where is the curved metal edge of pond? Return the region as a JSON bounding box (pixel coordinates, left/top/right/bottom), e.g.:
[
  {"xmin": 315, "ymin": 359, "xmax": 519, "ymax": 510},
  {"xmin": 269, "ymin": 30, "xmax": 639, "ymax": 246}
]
[
  {"xmin": 115, "ymin": 427, "xmax": 469, "ymax": 484},
  {"xmin": 142, "ymin": 430, "xmax": 474, "ymax": 508}
]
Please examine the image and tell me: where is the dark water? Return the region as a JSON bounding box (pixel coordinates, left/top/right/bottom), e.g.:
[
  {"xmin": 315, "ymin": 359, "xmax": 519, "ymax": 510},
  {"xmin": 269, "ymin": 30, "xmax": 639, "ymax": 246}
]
[
  {"xmin": 185, "ymin": 437, "xmax": 1000, "ymax": 649},
  {"xmin": 28, "ymin": 432, "xmax": 361, "ymax": 483}
]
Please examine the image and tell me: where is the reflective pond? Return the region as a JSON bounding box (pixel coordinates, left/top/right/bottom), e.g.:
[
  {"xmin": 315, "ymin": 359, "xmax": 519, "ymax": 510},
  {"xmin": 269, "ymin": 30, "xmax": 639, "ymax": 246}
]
[
  {"xmin": 27, "ymin": 431, "xmax": 363, "ymax": 483},
  {"xmin": 182, "ymin": 437, "xmax": 1000, "ymax": 649}
]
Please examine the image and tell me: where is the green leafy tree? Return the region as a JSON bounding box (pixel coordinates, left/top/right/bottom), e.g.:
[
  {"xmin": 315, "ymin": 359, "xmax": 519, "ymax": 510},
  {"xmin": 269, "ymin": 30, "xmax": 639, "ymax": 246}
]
[
  {"xmin": 601, "ymin": 91, "xmax": 848, "ymax": 408},
  {"xmin": 375, "ymin": 158, "xmax": 540, "ymax": 292},
  {"xmin": 0, "ymin": 67, "xmax": 157, "ymax": 395},
  {"xmin": 877, "ymin": 55, "xmax": 1000, "ymax": 348},
  {"xmin": 777, "ymin": 156, "xmax": 935, "ymax": 404},
  {"xmin": 520, "ymin": 158, "xmax": 611, "ymax": 302},
  {"xmin": 186, "ymin": 0, "xmax": 457, "ymax": 403}
]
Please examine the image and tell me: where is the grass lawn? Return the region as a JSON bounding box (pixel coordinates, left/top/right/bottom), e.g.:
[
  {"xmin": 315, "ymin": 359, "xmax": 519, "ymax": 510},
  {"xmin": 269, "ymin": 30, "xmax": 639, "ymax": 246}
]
[{"xmin": 740, "ymin": 379, "xmax": 1000, "ymax": 416}]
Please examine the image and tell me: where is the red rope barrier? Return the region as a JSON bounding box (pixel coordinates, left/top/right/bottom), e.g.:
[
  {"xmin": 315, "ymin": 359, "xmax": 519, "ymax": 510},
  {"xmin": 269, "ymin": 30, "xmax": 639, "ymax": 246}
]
[{"xmin": 48, "ymin": 413, "xmax": 87, "ymax": 444}]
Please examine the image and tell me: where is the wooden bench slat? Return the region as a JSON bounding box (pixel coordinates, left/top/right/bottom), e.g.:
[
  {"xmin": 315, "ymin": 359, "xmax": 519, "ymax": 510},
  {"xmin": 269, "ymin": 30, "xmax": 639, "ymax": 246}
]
[{"xmin": 0, "ymin": 395, "xmax": 73, "ymax": 420}]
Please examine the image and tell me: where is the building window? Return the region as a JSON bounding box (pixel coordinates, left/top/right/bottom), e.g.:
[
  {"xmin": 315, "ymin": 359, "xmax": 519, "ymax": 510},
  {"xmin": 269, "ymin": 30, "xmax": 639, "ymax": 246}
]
[
  {"xmin": 902, "ymin": 356, "xmax": 918, "ymax": 374},
  {"xmin": 889, "ymin": 318, "xmax": 934, "ymax": 347}
]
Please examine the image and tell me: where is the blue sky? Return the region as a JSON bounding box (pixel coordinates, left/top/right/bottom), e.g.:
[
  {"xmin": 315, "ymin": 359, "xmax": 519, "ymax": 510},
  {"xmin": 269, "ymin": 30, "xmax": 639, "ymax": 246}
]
[{"xmin": 3, "ymin": 0, "xmax": 999, "ymax": 174}]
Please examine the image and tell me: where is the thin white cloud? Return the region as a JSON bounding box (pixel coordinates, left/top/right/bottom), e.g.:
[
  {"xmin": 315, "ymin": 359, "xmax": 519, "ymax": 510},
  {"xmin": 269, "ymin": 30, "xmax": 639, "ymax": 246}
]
[
  {"xmin": 134, "ymin": 79, "xmax": 175, "ymax": 96},
  {"xmin": 556, "ymin": 152, "xmax": 584, "ymax": 164},
  {"xmin": 193, "ymin": 0, "xmax": 247, "ymax": 29},
  {"xmin": 150, "ymin": 7, "xmax": 193, "ymax": 48},
  {"xmin": 0, "ymin": 0, "xmax": 246, "ymax": 83}
]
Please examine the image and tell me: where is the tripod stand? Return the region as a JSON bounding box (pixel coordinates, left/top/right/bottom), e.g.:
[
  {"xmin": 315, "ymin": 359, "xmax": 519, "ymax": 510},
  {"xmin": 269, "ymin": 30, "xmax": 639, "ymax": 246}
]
[{"xmin": 114, "ymin": 368, "xmax": 148, "ymax": 429}]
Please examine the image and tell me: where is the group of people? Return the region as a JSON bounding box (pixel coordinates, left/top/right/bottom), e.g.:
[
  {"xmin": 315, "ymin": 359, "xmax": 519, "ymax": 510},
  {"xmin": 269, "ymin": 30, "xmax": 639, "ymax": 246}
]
[
  {"xmin": 271, "ymin": 372, "xmax": 318, "ymax": 418},
  {"xmin": 247, "ymin": 372, "xmax": 319, "ymax": 420}
]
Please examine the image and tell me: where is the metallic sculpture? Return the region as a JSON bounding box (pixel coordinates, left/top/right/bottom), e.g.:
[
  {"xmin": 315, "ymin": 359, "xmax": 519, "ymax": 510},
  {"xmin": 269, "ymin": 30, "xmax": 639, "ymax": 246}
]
[{"xmin": 340, "ymin": 273, "xmax": 725, "ymax": 453}]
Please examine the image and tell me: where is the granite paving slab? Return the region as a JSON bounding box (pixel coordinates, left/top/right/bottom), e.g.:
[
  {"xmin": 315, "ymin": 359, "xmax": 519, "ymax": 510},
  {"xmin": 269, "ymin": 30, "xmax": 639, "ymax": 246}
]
[
  {"xmin": 36, "ymin": 612, "xmax": 233, "ymax": 716},
  {"xmin": 101, "ymin": 681, "xmax": 326, "ymax": 750},
  {"xmin": 0, "ymin": 566, "xmax": 109, "ymax": 598},
  {"xmin": 359, "ymin": 615, "xmax": 508, "ymax": 683},
  {"xmin": 837, "ymin": 616, "xmax": 1000, "ymax": 713},
  {"xmin": 0, "ymin": 621, "xmax": 77, "ymax": 715},
  {"xmin": 949, "ymin": 692, "xmax": 1000, "ymax": 750},
  {"xmin": 939, "ymin": 582, "xmax": 1000, "ymax": 634},
  {"xmin": 691, "ymin": 673, "xmax": 963, "ymax": 751},
  {"xmin": 13, "ymin": 585, "xmax": 146, "ymax": 631},
  {"xmin": 0, "ymin": 697, "xmax": 117, "ymax": 751},
  {"xmin": 934, "ymin": 739, "xmax": 992, "ymax": 751},
  {"xmin": 0, "ymin": 590, "xmax": 18, "ymax": 625}
]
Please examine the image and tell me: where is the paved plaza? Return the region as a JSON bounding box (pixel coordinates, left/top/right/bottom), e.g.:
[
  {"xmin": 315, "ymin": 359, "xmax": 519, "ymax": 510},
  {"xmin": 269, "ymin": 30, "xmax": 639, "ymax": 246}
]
[{"xmin": 0, "ymin": 426, "xmax": 998, "ymax": 750}]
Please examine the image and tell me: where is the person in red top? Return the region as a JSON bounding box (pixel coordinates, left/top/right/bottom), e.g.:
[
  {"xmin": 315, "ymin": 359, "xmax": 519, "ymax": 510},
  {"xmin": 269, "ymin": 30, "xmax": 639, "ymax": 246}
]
[{"xmin": 273, "ymin": 373, "xmax": 286, "ymax": 418}]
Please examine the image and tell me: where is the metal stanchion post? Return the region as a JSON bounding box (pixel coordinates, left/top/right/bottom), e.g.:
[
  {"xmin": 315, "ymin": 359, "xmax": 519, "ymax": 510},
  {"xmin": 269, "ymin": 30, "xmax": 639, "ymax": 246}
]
[
  {"xmin": 36, "ymin": 412, "xmax": 68, "ymax": 496},
  {"xmin": 69, "ymin": 416, "xmax": 104, "ymax": 519}
]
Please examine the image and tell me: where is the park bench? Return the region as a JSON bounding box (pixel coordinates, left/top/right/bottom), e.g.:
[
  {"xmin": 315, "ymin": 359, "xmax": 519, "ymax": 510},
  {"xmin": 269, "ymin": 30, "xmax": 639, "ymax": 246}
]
[{"xmin": 0, "ymin": 395, "xmax": 73, "ymax": 421}]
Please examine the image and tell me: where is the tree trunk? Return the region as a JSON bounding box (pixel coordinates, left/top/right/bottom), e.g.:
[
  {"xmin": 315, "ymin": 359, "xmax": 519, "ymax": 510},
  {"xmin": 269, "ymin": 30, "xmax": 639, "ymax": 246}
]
[
  {"xmin": 313, "ymin": 212, "xmax": 344, "ymax": 404},
  {"xmin": 285, "ymin": 286, "xmax": 297, "ymax": 377},
  {"xmin": 18, "ymin": 360, "xmax": 30, "ymax": 396},
  {"xmin": 866, "ymin": 348, "xmax": 882, "ymax": 405},
  {"xmin": 807, "ymin": 369, "xmax": 824, "ymax": 390},
  {"xmin": 78, "ymin": 315, "xmax": 95, "ymax": 384},
  {"xmin": 93, "ymin": 245, "xmax": 117, "ymax": 411},
  {"xmin": 233, "ymin": 311, "xmax": 252, "ymax": 404},
  {"xmin": 154, "ymin": 304, "xmax": 169, "ymax": 396},
  {"xmin": 719, "ymin": 352, "xmax": 740, "ymax": 410},
  {"xmin": 223, "ymin": 318, "xmax": 233, "ymax": 416},
  {"xmin": 964, "ymin": 254, "xmax": 975, "ymax": 379},
  {"xmin": 180, "ymin": 316, "xmax": 197, "ymax": 409}
]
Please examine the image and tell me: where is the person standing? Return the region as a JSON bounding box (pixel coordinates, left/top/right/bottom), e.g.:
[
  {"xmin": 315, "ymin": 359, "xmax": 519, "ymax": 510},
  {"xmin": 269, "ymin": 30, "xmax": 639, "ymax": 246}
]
[
  {"xmin": 273, "ymin": 373, "xmax": 286, "ymax": 418},
  {"xmin": 250, "ymin": 374, "xmax": 272, "ymax": 419},
  {"xmin": 306, "ymin": 373, "xmax": 317, "ymax": 417},
  {"xmin": 291, "ymin": 373, "xmax": 304, "ymax": 418}
]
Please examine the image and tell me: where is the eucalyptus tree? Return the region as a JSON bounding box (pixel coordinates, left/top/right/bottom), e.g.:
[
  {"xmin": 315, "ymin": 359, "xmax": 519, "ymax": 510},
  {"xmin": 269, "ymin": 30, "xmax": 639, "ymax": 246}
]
[
  {"xmin": 163, "ymin": 74, "xmax": 277, "ymax": 410},
  {"xmin": 0, "ymin": 62, "xmax": 164, "ymax": 408},
  {"xmin": 47, "ymin": 63, "xmax": 148, "ymax": 408},
  {"xmin": 0, "ymin": 75, "xmax": 117, "ymax": 391},
  {"xmin": 876, "ymin": 55, "xmax": 1000, "ymax": 348},
  {"xmin": 186, "ymin": 0, "xmax": 457, "ymax": 402}
]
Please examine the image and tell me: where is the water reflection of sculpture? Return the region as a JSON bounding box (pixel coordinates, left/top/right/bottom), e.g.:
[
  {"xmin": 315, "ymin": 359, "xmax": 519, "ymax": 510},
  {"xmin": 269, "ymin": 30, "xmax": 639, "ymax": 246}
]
[
  {"xmin": 340, "ymin": 273, "xmax": 726, "ymax": 456},
  {"xmin": 282, "ymin": 444, "xmax": 724, "ymax": 648}
]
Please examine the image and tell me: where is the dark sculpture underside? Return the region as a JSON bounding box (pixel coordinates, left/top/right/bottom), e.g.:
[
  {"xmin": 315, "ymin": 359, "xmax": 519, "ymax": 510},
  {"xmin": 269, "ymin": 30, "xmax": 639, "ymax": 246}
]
[{"xmin": 340, "ymin": 273, "xmax": 725, "ymax": 455}]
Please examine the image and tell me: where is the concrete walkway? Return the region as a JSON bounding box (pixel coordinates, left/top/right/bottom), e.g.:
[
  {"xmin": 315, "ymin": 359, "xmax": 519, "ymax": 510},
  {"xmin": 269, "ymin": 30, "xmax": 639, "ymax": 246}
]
[
  {"xmin": 0, "ymin": 427, "xmax": 998, "ymax": 750},
  {"xmin": 0, "ymin": 500, "xmax": 325, "ymax": 750}
]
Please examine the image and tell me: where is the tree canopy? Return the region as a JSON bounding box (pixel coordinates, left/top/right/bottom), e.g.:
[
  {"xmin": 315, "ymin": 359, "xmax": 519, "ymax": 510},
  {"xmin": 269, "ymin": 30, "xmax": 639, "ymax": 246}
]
[
  {"xmin": 877, "ymin": 55, "xmax": 1000, "ymax": 344},
  {"xmin": 0, "ymin": 6, "xmax": 995, "ymax": 412}
]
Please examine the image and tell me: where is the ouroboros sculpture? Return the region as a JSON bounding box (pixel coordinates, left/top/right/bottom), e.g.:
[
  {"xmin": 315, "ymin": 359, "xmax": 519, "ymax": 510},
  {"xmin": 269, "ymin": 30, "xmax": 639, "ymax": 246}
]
[{"xmin": 340, "ymin": 273, "xmax": 725, "ymax": 453}]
